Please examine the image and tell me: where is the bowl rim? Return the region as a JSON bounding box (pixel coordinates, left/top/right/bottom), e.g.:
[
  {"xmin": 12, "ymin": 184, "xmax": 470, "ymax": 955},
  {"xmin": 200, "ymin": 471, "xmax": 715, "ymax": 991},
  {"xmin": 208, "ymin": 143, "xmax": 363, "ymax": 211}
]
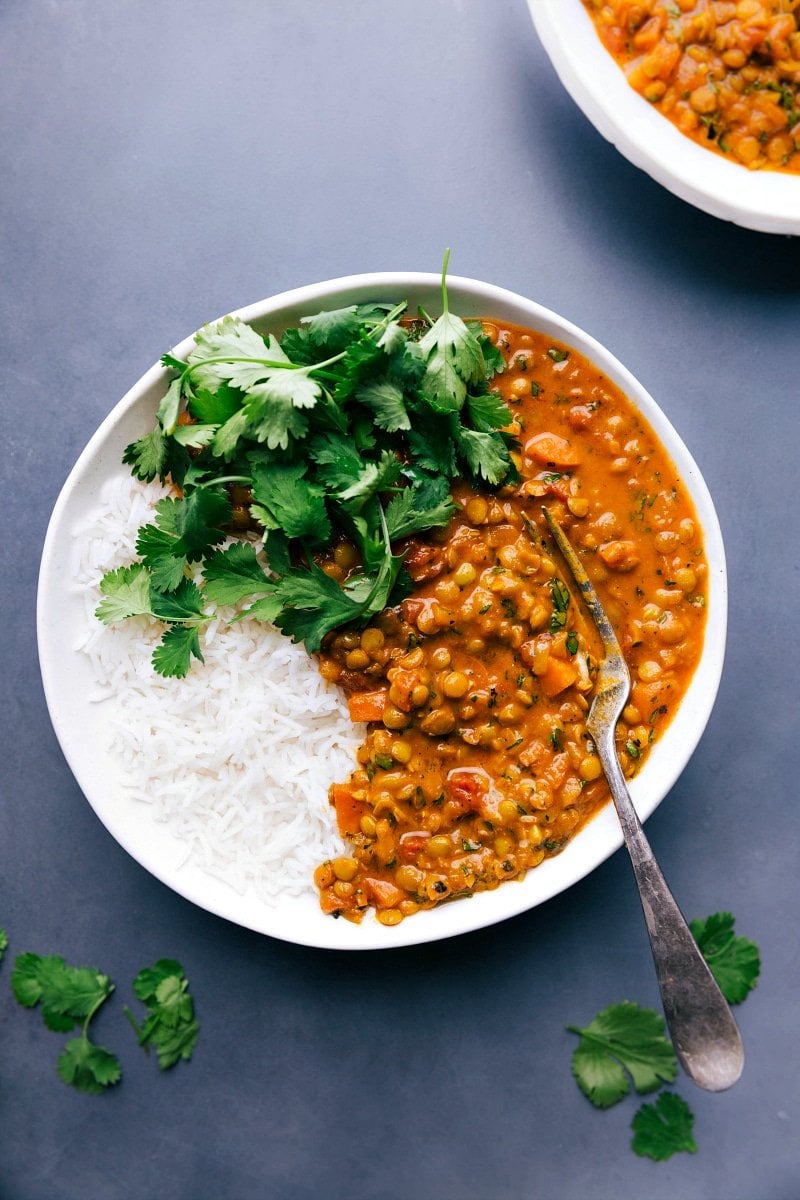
[
  {"xmin": 528, "ymin": 0, "xmax": 800, "ymax": 236},
  {"xmin": 36, "ymin": 270, "xmax": 727, "ymax": 950}
]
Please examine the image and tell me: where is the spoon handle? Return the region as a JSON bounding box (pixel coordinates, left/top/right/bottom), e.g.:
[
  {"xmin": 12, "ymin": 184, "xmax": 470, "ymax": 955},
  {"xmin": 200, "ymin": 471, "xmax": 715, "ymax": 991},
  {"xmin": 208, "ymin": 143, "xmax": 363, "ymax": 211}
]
[{"xmin": 595, "ymin": 728, "xmax": 745, "ymax": 1092}]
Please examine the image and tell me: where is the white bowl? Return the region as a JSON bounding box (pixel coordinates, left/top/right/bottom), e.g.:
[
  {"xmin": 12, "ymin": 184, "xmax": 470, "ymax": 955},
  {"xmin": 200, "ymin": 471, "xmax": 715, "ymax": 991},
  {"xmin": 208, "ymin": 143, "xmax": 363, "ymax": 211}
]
[
  {"xmin": 37, "ymin": 272, "xmax": 727, "ymax": 950},
  {"xmin": 528, "ymin": 0, "xmax": 800, "ymax": 236}
]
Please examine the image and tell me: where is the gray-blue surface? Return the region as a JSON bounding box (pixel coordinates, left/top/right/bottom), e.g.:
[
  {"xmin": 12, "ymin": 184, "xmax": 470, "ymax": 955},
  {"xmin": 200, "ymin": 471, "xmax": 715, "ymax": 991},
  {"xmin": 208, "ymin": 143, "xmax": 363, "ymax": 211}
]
[{"xmin": 1, "ymin": 2, "xmax": 798, "ymax": 1198}]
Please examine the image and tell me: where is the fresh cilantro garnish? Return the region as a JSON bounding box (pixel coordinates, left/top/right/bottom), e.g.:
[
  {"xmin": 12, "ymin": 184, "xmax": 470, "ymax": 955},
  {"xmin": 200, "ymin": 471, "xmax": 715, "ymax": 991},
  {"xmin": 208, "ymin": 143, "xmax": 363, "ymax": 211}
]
[
  {"xmin": 99, "ymin": 252, "xmax": 517, "ymax": 673},
  {"xmin": 689, "ymin": 912, "xmax": 761, "ymax": 1004},
  {"xmin": 124, "ymin": 959, "xmax": 199, "ymax": 1070},
  {"xmin": 0, "ymin": 927, "xmax": 7, "ymax": 963},
  {"xmin": 97, "ymin": 566, "xmax": 211, "ymax": 678},
  {"xmin": 11, "ymin": 952, "xmax": 121, "ymax": 1094},
  {"xmin": 631, "ymin": 1092, "xmax": 697, "ymax": 1161},
  {"xmin": 567, "ymin": 1001, "xmax": 677, "ymax": 1108}
]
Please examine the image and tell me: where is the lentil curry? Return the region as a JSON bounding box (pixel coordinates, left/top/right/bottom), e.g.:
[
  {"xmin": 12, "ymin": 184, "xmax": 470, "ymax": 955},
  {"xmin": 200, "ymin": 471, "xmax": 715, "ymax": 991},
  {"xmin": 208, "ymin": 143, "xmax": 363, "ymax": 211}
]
[
  {"xmin": 314, "ymin": 321, "xmax": 708, "ymax": 925},
  {"xmin": 582, "ymin": 1, "xmax": 800, "ymax": 173}
]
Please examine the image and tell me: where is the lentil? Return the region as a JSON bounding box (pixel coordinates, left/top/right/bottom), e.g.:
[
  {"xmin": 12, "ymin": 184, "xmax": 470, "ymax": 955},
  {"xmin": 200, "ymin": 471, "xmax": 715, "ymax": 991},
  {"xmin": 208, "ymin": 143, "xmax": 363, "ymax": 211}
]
[{"xmin": 314, "ymin": 320, "xmax": 708, "ymax": 925}]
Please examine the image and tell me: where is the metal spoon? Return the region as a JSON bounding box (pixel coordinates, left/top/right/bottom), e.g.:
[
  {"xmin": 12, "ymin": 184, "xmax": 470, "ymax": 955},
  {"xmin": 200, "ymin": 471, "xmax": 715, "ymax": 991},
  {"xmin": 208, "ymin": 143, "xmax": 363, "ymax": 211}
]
[{"xmin": 541, "ymin": 506, "xmax": 744, "ymax": 1092}]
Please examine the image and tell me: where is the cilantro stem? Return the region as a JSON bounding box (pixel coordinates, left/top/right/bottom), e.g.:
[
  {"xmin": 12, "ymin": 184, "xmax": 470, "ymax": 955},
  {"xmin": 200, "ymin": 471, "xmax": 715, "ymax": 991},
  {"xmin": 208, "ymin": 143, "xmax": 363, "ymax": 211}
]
[
  {"xmin": 81, "ymin": 986, "xmax": 112, "ymax": 1040},
  {"xmin": 441, "ymin": 247, "xmax": 452, "ymax": 313}
]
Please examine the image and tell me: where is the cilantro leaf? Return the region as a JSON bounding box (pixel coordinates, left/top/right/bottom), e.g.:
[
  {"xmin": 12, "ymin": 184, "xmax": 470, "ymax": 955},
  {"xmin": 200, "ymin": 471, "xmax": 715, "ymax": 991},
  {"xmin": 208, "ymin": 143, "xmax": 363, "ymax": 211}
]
[
  {"xmin": 122, "ymin": 427, "xmax": 168, "ymax": 482},
  {"xmin": 405, "ymin": 410, "xmax": 459, "ymax": 477},
  {"xmin": 135, "ymin": 524, "xmax": 188, "ymax": 592},
  {"xmin": 333, "ymin": 449, "xmax": 402, "ymax": 512},
  {"xmin": 202, "ymin": 542, "xmax": 273, "ymax": 606},
  {"xmin": 689, "ymin": 912, "xmax": 761, "ymax": 1004},
  {"xmin": 330, "ymin": 333, "xmax": 385, "ymax": 403},
  {"xmin": 126, "ymin": 960, "xmax": 199, "ymax": 1070},
  {"xmin": 171, "ymin": 423, "xmax": 218, "ymax": 450},
  {"xmin": 96, "ymin": 564, "xmax": 153, "ymax": 624},
  {"xmin": 12, "ymin": 951, "xmax": 121, "ymax": 1093},
  {"xmin": 309, "ymin": 433, "xmax": 366, "ymax": 492},
  {"xmin": 187, "ymin": 382, "xmax": 242, "ymax": 425},
  {"xmin": 417, "ymin": 251, "xmax": 486, "ymax": 413},
  {"xmin": 57, "ymin": 1038, "xmax": 122, "ymax": 1095},
  {"xmin": 477, "ymin": 332, "xmax": 506, "ymax": 377},
  {"xmin": 0, "ymin": 928, "xmax": 7, "ymax": 963},
  {"xmin": 155, "ymin": 375, "xmax": 183, "ymax": 436},
  {"xmin": 272, "ymin": 562, "xmax": 364, "ymax": 651},
  {"xmin": 456, "ymin": 427, "xmax": 512, "ymax": 486},
  {"xmin": 212, "ymin": 408, "xmax": 251, "ymax": 459},
  {"xmin": 166, "ymin": 490, "xmax": 231, "ymax": 561},
  {"xmin": 242, "ymin": 383, "xmax": 311, "ymax": 449},
  {"xmin": 186, "ymin": 318, "xmax": 280, "ymax": 392},
  {"xmin": 384, "ymin": 477, "xmax": 456, "ymax": 541},
  {"xmin": 301, "ymin": 304, "xmax": 361, "ymax": 350},
  {"xmin": 567, "ymin": 1002, "xmax": 678, "ymax": 1108},
  {"xmin": 631, "ymin": 1092, "xmax": 697, "ymax": 1162},
  {"xmin": 151, "ymin": 624, "xmax": 204, "ymax": 677},
  {"xmin": 356, "ymin": 377, "xmax": 411, "ymax": 431},
  {"xmin": 466, "ymin": 389, "xmax": 512, "ymax": 432},
  {"xmin": 250, "ymin": 462, "xmax": 331, "ymax": 544}
]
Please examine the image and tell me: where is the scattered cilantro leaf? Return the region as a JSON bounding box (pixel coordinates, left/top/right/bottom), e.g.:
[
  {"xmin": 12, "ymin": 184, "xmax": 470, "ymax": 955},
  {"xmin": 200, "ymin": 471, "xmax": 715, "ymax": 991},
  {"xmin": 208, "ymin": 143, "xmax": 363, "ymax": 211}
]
[
  {"xmin": 11, "ymin": 952, "xmax": 121, "ymax": 1094},
  {"xmin": 689, "ymin": 912, "xmax": 761, "ymax": 1004},
  {"xmin": 125, "ymin": 959, "xmax": 199, "ymax": 1070},
  {"xmin": 631, "ymin": 1092, "xmax": 697, "ymax": 1161},
  {"xmin": 0, "ymin": 927, "xmax": 7, "ymax": 963},
  {"xmin": 567, "ymin": 1002, "xmax": 678, "ymax": 1108},
  {"xmin": 58, "ymin": 1039, "xmax": 122, "ymax": 1095}
]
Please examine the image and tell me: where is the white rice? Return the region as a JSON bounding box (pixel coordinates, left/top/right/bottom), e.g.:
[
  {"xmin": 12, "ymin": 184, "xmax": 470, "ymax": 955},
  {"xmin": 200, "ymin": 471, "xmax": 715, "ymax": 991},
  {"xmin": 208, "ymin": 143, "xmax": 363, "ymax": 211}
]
[{"xmin": 74, "ymin": 475, "xmax": 358, "ymax": 902}]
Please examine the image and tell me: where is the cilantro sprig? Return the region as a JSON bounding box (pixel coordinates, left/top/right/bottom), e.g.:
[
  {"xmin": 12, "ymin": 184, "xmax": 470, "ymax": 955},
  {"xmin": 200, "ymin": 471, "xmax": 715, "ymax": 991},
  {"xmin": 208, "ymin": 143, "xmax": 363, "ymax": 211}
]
[
  {"xmin": 8, "ymin": 942, "xmax": 200, "ymax": 1092},
  {"xmin": 124, "ymin": 959, "xmax": 199, "ymax": 1070},
  {"xmin": 98, "ymin": 252, "xmax": 516, "ymax": 675},
  {"xmin": 11, "ymin": 952, "xmax": 122, "ymax": 1095}
]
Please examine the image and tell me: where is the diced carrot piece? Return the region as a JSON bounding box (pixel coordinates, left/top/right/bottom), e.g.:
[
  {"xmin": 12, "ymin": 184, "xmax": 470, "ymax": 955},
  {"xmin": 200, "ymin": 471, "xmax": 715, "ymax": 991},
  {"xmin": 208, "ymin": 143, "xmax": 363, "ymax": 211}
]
[
  {"xmin": 524, "ymin": 432, "xmax": 581, "ymax": 469},
  {"xmin": 330, "ymin": 783, "xmax": 367, "ymax": 837},
  {"xmin": 540, "ymin": 657, "xmax": 579, "ymax": 698},
  {"xmin": 363, "ymin": 877, "xmax": 405, "ymax": 909},
  {"xmin": 347, "ymin": 688, "xmax": 388, "ymax": 724}
]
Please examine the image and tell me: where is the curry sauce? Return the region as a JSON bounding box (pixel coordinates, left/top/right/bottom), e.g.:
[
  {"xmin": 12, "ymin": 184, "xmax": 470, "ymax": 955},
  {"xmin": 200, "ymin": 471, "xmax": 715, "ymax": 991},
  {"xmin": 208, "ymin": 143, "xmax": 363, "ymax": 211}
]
[{"xmin": 314, "ymin": 321, "xmax": 707, "ymax": 924}]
